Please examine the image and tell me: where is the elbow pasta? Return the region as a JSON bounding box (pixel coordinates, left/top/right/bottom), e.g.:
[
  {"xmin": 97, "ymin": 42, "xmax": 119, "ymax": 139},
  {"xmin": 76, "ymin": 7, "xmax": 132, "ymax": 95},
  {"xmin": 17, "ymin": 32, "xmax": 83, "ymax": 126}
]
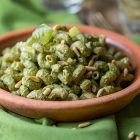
[{"xmin": 0, "ymin": 24, "xmax": 135, "ymax": 100}]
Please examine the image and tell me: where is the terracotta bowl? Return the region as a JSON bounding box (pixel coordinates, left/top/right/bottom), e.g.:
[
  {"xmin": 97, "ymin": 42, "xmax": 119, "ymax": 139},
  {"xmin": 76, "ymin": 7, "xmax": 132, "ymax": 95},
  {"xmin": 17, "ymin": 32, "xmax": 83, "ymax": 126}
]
[{"xmin": 0, "ymin": 24, "xmax": 140, "ymax": 122}]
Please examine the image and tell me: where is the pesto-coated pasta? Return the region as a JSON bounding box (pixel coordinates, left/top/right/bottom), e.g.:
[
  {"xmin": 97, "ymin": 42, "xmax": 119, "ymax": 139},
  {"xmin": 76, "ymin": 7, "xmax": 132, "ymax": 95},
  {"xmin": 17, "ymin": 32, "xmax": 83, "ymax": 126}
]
[
  {"xmin": 17, "ymin": 85, "xmax": 29, "ymax": 97},
  {"xmin": 0, "ymin": 24, "xmax": 134, "ymax": 101},
  {"xmin": 48, "ymin": 87, "xmax": 69, "ymax": 100},
  {"xmin": 80, "ymin": 92, "xmax": 96, "ymax": 99}
]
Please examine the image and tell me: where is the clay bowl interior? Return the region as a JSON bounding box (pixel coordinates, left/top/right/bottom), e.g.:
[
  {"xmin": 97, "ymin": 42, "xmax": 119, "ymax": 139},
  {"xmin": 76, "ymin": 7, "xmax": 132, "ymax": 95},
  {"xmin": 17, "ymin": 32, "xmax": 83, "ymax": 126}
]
[{"xmin": 0, "ymin": 24, "xmax": 140, "ymax": 122}]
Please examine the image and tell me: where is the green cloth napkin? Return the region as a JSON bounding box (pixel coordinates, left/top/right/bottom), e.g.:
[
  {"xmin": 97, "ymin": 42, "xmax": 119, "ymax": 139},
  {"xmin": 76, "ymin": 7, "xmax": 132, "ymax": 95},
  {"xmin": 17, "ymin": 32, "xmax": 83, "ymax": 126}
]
[
  {"xmin": 0, "ymin": 110, "xmax": 118, "ymax": 140},
  {"xmin": 0, "ymin": 0, "xmax": 140, "ymax": 140},
  {"xmin": 116, "ymin": 94, "xmax": 140, "ymax": 140}
]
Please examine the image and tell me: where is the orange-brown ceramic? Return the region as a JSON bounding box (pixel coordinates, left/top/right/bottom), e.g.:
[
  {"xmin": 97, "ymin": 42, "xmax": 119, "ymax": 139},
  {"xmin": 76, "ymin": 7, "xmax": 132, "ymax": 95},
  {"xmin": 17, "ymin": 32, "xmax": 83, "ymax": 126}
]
[{"xmin": 0, "ymin": 25, "xmax": 140, "ymax": 122}]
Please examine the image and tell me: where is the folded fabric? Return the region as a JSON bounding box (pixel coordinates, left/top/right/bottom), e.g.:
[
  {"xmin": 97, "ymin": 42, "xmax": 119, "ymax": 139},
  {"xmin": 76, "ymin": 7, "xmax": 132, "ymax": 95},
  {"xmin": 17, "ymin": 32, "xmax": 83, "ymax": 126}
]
[
  {"xmin": 116, "ymin": 94, "xmax": 140, "ymax": 140},
  {"xmin": 0, "ymin": 109, "xmax": 118, "ymax": 140}
]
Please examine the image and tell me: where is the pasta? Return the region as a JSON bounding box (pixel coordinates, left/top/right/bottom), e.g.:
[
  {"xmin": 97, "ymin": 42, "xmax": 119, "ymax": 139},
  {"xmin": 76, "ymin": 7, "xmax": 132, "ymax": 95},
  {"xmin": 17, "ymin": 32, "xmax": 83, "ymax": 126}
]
[{"xmin": 0, "ymin": 24, "xmax": 134, "ymax": 100}]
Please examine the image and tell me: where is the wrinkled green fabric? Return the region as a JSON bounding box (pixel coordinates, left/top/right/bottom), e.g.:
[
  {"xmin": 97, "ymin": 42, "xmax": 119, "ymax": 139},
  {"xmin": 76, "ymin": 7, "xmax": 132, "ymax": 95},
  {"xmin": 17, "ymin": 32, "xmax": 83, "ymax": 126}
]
[
  {"xmin": 116, "ymin": 94, "xmax": 140, "ymax": 140},
  {"xmin": 0, "ymin": 109, "xmax": 118, "ymax": 140},
  {"xmin": 0, "ymin": 0, "xmax": 140, "ymax": 140}
]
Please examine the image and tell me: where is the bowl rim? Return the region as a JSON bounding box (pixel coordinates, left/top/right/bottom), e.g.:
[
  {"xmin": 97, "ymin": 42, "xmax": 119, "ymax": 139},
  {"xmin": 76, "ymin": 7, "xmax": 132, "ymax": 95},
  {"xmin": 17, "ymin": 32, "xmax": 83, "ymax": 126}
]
[{"xmin": 0, "ymin": 24, "xmax": 140, "ymax": 110}]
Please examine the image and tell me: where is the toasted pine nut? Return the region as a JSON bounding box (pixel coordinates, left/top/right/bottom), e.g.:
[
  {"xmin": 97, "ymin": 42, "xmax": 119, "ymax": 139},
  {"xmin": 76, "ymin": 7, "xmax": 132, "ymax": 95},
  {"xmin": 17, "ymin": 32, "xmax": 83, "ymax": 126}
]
[
  {"xmin": 43, "ymin": 88, "xmax": 52, "ymax": 96},
  {"xmin": 15, "ymin": 80, "xmax": 22, "ymax": 88},
  {"xmin": 58, "ymin": 61, "xmax": 68, "ymax": 65},
  {"xmin": 85, "ymin": 66, "xmax": 96, "ymax": 71},
  {"xmin": 128, "ymin": 131, "xmax": 135, "ymax": 140},
  {"xmin": 112, "ymin": 59, "xmax": 117, "ymax": 65},
  {"xmin": 124, "ymin": 68, "xmax": 128, "ymax": 77},
  {"xmin": 73, "ymin": 48, "xmax": 80, "ymax": 57},
  {"xmin": 53, "ymin": 25, "xmax": 61, "ymax": 30},
  {"xmin": 61, "ymin": 40, "xmax": 66, "ymax": 44},
  {"xmin": 28, "ymin": 76, "xmax": 40, "ymax": 82},
  {"xmin": 96, "ymin": 88, "xmax": 104, "ymax": 97},
  {"xmin": 78, "ymin": 122, "xmax": 92, "ymax": 128}
]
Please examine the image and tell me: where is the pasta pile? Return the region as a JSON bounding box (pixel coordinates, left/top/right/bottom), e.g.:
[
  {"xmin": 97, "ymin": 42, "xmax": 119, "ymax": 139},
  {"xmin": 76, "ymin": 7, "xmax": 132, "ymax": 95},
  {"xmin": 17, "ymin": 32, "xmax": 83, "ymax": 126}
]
[{"xmin": 0, "ymin": 24, "xmax": 134, "ymax": 100}]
